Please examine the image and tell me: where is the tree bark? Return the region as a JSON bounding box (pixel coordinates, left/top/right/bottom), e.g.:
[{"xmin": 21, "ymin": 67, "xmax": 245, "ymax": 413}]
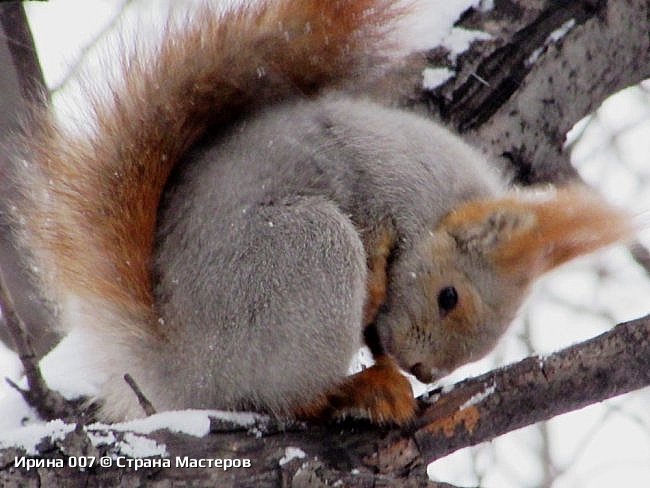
[
  {"xmin": 1, "ymin": 315, "xmax": 648, "ymax": 486},
  {"xmin": 0, "ymin": 1, "xmax": 59, "ymax": 359},
  {"xmin": 373, "ymin": 0, "xmax": 650, "ymax": 185}
]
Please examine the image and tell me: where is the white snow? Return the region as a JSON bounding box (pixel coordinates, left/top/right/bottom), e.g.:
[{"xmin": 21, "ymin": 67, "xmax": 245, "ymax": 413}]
[
  {"xmin": 90, "ymin": 411, "xmax": 211, "ymax": 438},
  {"xmin": 395, "ymin": 0, "xmax": 491, "ymax": 57},
  {"xmin": 395, "ymin": 1, "xmax": 492, "ymax": 90},
  {"xmin": 115, "ymin": 432, "xmax": 167, "ymax": 458},
  {"xmin": 91, "ymin": 409, "xmax": 264, "ymax": 438},
  {"xmin": 0, "ymin": 419, "xmax": 75, "ymax": 455},
  {"xmin": 548, "ymin": 18, "xmax": 576, "ymax": 43},
  {"xmin": 526, "ymin": 18, "xmax": 576, "ymax": 66},
  {"xmin": 459, "ymin": 383, "xmax": 496, "ymax": 410},
  {"xmin": 279, "ymin": 446, "xmax": 307, "ymax": 466},
  {"xmin": 443, "ymin": 27, "xmax": 492, "ymax": 61},
  {"xmin": 0, "ymin": 408, "xmax": 267, "ymax": 458},
  {"xmin": 423, "ymin": 67, "xmax": 455, "ymax": 90},
  {"xmin": 86, "ymin": 429, "xmax": 116, "ymax": 448}
]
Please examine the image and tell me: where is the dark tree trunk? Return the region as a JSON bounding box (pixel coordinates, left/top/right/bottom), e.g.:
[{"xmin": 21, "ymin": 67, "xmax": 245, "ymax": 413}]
[{"xmin": 0, "ymin": 1, "xmax": 59, "ymax": 360}]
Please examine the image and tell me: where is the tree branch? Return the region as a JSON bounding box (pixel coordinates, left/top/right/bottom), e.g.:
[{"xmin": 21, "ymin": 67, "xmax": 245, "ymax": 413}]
[
  {"xmin": 411, "ymin": 314, "xmax": 650, "ymax": 464},
  {"xmin": 0, "ymin": 1, "xmax": 47, "ymax": 103},
  {"xmin": 375, "ymin": 0, "xmax": 650, "ymax": 185},
  {"xmin": 0, "ymin": 269, "xmax": 78, "ymax": 421},
  {"xmin": 629, "ymin": 241, "xmax": 650, "ymax": 278},
  {"xmin": 123, "ymin": 373, "xmax": 157, "ymax": 417},
  {"xmin": 2, "ymin": 314, "xmax": 648, "ymax": 485},
  {"xmin": 0, "ymin": 0, "xmax": 59, "ymax": 360}
]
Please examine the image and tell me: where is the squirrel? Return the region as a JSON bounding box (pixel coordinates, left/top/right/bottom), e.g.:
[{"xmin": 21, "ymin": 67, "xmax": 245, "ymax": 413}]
[{"xmin": 11, "ymin": 0, "xmax": 634, "ymax": 424}]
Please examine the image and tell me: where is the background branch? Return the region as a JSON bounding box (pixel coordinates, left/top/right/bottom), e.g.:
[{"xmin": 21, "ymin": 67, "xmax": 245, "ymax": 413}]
[
  {"xmin": 0, "ymin": 1, "xmax": 59, "ymax": 360},
  {"xmin": 371, "ymin": 0, "xmax": 650, "ymax": 185},
  {"xmin": 0, "ymin": 269, "xmax": 77, "ymax": 421}
]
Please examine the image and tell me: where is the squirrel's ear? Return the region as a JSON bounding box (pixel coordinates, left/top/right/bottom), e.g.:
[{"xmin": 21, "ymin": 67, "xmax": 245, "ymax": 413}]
[{"xmin": 440, "ymin": 186, "xmax": 636, "ymax": 279}]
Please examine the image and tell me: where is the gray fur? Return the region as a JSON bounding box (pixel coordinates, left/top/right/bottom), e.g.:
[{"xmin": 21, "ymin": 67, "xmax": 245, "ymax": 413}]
[{"xmin": 147, "ymin": 95, "xmax": 503, "ymax": 415}]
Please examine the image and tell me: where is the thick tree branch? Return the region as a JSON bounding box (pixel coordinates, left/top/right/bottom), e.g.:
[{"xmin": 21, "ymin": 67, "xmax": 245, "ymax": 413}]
[
  {"xmin": 2, "ymin": 315, "xmax": 648, "ymax": 485},
  {"xmin": 0, "ymin": 1, "xmax": 46, "ymax": 103},
  {"xmin": 470, "ymin": 0, "xmax": 650, "ymax": 184},
  {"xmin": 0, "ymin": 0, "xmax": 59, "ymax": 360},
  {"xmin": 376, "ymin": 0, "xmax": 650, "ymax": 185},
  {"xmin": 412, "ymin": 314, "xmax": 650, "ymax": 464}
]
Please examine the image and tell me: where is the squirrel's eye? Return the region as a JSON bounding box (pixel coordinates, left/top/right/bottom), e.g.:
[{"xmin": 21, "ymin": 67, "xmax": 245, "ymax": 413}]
[{"xmin": 437, "ymin": 286, "xmax": 458, "ymax": 316}]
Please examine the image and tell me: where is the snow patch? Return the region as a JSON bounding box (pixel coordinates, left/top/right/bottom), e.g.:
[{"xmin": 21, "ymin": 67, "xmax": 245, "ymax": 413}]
[
  {"xmin": 548, "ymin": 19, "xmax": 576, "ymax": 43},
  {"xmin": 279, "ymin": 446, "xmax": 307, "ymax": 466},
  {"xmin": 90, "ymin": 409, "xmax": 264, "ymax": 438},
  {"xmin": 0, "ymin": 409, "xmax": 267, "ymax": 456},
  {"xmin": 423, "ymin": 67, "xmax": 455, "ymax": 90},
  {"xmin": 401, "ymin": 1, "xmax": 492, "ymax": 91},
  {"xmin": 86, "ymin": 429, "xmax": 116, "ymax": 448},
  {"xmin": 395, "ymin": 0, "xmax": 491, "ymax": 59},
  {"xmin": 0, "ymin": 419, "xmax": 75, "ymax": 455},
  {"xmin": 443, "ymin": 27, "xmax": 492, "ymax": 62},
  {"xmin": 115, "ymin": 432, "xmax": 167, "ymax": 458},
  {"xmin": 526, "ymin": 18, "xmax": 576, "ymax": 66},
  {"xmin": 460, "ymin": 383, "xmax": 496, "ymax": 410}
]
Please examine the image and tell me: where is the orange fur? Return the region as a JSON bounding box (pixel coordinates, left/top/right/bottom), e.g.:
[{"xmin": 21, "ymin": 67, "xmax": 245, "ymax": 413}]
[
  {"xmin": 441, "ymin": 185, "xmax": 635, "ymax": 280},
  {"xmin": 363, "ymin": 226, "xmax": 397, "ymax": 325},
  {"xmin": 15, "ymin": 2, "xmax": 633, "ymax": 426},
  {"xmin": 295, "ymin": 356, "xmax": 416, "ymax": 425},
  {"xmin": 16, "ymin": 0, "xmax": 401, "ymax": 337}
]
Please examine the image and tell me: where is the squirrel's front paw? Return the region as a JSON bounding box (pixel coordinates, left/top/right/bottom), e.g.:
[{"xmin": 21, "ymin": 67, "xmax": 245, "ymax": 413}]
[{"xmin": 296, "ymin": 356, "xmax": 417, "ymax": 426}]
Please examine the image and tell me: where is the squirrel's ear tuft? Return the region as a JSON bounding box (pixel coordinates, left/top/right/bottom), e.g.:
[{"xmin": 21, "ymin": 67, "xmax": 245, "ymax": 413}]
[{"xmin": 440, "ymin": 185, "xmax": 636, "ymax": 279}]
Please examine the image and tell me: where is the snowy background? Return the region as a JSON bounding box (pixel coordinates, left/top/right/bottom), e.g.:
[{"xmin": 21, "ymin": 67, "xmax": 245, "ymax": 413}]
[{"xmin": 1, "ymin": 1, "xmax": 649, "ymax": 486}]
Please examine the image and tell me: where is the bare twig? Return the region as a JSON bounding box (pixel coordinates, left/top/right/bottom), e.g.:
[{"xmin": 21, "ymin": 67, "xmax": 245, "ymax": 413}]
[
  {"xmin": 629, "ymin": 241, "xmax": 650, "ymax": 278},
  {"xmin": 0, "ymin": 269, "xmax": 74, "ymax": 420},
  {"xmin": 49, "ymin": 0, "xmax": 135, "ymax": 94},
  {"xmin": 123, "ymin": 373, "xmax": 157, "ymax": 416}
]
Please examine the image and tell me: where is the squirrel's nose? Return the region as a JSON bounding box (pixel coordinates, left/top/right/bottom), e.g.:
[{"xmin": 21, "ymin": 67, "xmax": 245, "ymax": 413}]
[
  {"xmin": 409, "ymin": 363, "xmax": 433, "ymax": 383},
  {"xmin": 410, "ymin": 363, "xmax": 450, "ymax": 383}
]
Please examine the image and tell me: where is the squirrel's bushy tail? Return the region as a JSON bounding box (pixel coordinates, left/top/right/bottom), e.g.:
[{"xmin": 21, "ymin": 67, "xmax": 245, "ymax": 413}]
[{"xmin": 17, "ymin": 0, "xmax": 400, "ymax": 337}]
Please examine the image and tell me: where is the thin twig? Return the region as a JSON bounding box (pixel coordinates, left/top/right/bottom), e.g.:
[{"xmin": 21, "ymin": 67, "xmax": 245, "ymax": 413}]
[
  {"xmin": 0, "ymin": 269, "xmax": 73, "ymax": 420},
  {"xmin": 629, "ymin": 240, "xmax": 650, "ymax": 278},
  {"xmin": 49, "ymin": 0, "xmax": 135, "ymax": 94},
  {"xmin": 124, "ymin": 373, "xmax": 157, "ymax": 416}
]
